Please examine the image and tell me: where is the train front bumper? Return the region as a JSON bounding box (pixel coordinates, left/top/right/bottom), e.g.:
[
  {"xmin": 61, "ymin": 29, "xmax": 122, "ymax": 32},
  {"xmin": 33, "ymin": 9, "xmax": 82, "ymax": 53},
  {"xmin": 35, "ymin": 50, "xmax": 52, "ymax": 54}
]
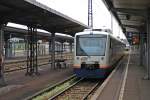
[{"xmin": 73, "ymin": 68, "xmax": 108, "ymax": 78}]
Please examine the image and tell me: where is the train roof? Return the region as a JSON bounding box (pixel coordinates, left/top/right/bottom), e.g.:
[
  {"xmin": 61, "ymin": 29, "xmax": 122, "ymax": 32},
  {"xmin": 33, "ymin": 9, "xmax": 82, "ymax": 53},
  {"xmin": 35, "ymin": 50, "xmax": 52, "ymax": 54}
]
[
  {"xmin": 75, "ymin": 29, "xmax": 125, "ymax": 44},
  {"xmin": 75, "ymin": 30, "xmax": 110, "ymax": 36},
  {"xmin": 75, "ymin": 28, "xmax": 114, "ymax": 37}
]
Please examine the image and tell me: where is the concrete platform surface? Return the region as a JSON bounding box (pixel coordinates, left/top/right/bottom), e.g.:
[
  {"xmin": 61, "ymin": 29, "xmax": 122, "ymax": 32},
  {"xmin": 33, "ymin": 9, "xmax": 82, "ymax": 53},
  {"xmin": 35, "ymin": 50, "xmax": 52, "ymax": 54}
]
[
  {"xmin": 95, "ymin": 50, "xmax": 150, "ymax": 100},
  {"xmin": 0, "ymin": 65, "xmax": 73, "ymax": 100}
]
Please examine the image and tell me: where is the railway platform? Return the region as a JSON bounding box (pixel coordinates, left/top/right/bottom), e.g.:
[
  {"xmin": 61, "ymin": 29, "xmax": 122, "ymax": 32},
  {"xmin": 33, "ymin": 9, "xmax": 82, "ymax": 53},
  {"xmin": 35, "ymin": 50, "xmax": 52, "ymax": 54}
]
[
  {"xmin": 0, "ymin": 64, "xmax": 73, "ymax": 100},
  {"xmin": 92, "ymin": 49, "xmax": 150, "ymax": 100}
]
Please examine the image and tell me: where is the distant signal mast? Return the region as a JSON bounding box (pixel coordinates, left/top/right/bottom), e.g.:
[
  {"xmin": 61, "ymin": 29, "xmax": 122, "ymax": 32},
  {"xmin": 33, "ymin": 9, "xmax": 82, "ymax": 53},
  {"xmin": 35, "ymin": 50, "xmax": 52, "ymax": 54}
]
[{"xmin": 88, "ymin": 0, "xmax": 93, "ymax": 28}]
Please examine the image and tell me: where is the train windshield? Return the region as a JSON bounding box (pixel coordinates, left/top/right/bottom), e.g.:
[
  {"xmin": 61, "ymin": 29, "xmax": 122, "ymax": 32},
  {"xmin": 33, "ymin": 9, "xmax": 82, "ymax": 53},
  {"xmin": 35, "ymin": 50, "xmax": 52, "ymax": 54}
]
[{"xmin": 76, "ymin": 34, "xmax": 107, "ymax": 56}]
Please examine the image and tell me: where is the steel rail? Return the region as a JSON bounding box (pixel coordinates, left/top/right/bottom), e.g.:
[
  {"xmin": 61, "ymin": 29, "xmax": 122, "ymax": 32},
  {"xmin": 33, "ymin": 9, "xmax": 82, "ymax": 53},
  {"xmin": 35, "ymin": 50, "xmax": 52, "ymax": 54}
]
[
  {"xmin": 48, "ymin": 78, "xmax": 84, "ymax": 100},
  {"xmin": 25, "ymin": 75, "xmax": 81, "ymax": 100},
  {"xmin": 50, "ymin": 79, "xmax": 101, "ymax": 100},
  {"xmin": 82, "ymin": 81, "xmax": 101, "ymax": 100},
  {"xmin": 4, "ymin": 53, "xmax": 73, "ymax": 73}
]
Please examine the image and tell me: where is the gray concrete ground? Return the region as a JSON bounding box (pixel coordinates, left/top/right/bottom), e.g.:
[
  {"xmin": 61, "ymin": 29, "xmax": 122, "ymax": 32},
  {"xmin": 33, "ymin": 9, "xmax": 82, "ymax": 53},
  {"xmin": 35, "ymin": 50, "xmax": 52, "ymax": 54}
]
[
  {"xmin": 96, "ymin": 50, "xmax": 150, "ymax": 100},
  {"xmin": 0, "ymin": 64, "xmax": 73, "ymax": 100}
]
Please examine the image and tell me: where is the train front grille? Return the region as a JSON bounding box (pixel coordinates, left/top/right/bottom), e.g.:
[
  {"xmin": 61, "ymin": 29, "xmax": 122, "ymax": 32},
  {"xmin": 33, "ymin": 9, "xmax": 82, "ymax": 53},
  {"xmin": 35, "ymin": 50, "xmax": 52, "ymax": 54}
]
[{"xmin": 81, "ymin": 63, "xmax": 99, "ymax": 70}]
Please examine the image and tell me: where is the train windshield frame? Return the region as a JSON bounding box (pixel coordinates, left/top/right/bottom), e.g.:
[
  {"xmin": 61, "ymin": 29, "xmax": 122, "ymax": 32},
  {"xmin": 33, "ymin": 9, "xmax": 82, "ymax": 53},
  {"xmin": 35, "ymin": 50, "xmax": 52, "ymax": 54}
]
[{"xmin": 76, "ymin": 34, "xmax": 107, "ymax": 56}]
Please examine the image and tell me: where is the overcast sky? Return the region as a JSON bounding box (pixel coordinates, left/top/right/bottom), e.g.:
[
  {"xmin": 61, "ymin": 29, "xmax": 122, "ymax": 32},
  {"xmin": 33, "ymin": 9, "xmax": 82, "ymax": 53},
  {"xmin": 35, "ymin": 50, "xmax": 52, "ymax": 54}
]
[
  {"xmin": 36, "ymin": 0, "xmax": 126, "ymax": 39},
  {"xmin": 36, "ymin": 0, "xmax": 112, "ymax": 29}
]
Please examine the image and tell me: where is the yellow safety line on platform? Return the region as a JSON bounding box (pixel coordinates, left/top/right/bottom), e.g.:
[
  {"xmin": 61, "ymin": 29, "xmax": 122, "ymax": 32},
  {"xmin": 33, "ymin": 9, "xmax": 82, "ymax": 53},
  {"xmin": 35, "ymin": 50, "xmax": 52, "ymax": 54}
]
[{"xmin": 119, "ymin": 49, "xmax": 131, "ymax": 100}]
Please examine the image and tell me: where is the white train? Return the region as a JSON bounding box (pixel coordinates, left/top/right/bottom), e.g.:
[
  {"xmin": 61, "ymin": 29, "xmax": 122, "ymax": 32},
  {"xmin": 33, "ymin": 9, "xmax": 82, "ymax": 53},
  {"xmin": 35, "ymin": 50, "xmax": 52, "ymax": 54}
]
[{"xmin": 73, "ymin": 29, "xmax": 125, "ymax": 78}]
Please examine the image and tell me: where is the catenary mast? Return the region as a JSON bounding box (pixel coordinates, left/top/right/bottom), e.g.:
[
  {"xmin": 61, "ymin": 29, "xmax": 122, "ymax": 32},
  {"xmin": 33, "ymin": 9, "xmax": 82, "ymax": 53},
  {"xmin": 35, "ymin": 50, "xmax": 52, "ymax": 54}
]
[{"xmin": 88, "ymin": 0, "xmax": 93, "ymax": 28}]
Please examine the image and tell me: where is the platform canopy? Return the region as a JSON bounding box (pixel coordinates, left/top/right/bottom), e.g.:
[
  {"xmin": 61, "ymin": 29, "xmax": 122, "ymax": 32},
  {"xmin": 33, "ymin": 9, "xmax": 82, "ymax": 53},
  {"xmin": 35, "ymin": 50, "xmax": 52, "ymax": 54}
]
[
  {"xmin": 0, "ymin": 0, "xmax": 88, "ymax": 36},
  {"xmin": 103, "ymin": 0, "xmax": 150, "ymax": 33},
  {"xmin": 4, "ymin": 26, "xmax": 73, "ymax": 42}
]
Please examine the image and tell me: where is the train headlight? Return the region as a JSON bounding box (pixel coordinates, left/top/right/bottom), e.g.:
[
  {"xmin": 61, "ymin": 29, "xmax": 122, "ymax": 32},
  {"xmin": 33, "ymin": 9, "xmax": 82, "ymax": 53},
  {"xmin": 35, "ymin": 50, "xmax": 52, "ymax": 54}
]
[
  {"xmin": 101, "ymin": 57, "xmax": 104, "ymax": 60},
  {"xmin": 76, "ymin": 57, "xmax": 79, "ymax": 60}
]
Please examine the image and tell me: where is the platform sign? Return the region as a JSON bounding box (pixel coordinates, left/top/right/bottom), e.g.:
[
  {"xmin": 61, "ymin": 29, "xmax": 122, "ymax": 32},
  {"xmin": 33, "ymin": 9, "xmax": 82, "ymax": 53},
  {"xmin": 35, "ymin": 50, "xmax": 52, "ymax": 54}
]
[
  {"xmin": 128, "ymin": 32, "xmax": 132, "ymax": 37},
  {"xmin": 132, "ymin": 35, "xmax": 139, "ymax": 45},
  {"xmin": 126, "ymin": 32, "xmax": 140, "ymax": 45},
  {"xmin": 126, "ymin": 32, "xmax": 133, "ymax": 45}
]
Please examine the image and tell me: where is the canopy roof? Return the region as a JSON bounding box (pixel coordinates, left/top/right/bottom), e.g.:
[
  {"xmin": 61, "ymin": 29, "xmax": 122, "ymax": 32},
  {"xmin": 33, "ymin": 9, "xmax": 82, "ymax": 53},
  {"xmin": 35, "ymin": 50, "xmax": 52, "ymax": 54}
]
[
  {"xmin": 103, "ymin": 0, "xmax": 149, "ymax": 33},
  {"xmin": 0, "ymin": 0, "xmax": 88, "ymax": 36}
]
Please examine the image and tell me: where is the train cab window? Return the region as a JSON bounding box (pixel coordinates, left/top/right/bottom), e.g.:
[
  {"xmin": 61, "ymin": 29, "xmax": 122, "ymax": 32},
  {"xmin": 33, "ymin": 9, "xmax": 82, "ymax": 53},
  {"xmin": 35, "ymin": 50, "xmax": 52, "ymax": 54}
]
[{"xmin": 76, "ymin": 34, "xmax": 107, "ymax": 56}]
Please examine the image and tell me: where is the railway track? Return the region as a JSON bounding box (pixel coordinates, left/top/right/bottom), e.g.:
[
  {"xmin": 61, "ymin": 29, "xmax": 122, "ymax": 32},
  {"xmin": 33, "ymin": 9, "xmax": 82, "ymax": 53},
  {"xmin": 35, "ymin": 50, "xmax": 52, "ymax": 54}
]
[
  {"xmin": 4, "ymin": 53, "xmax": 73, "ymax": 73},
  {"xmin": 50, "ymin": 79, "xmax": 102, "ymax": 100},
  {"xmin": 26, "ymin": 75, "xmax": 80, "ymax": 100},
  {"xmin": 26, "ymin": 75, "xmax": 103, "ymax": 100}
]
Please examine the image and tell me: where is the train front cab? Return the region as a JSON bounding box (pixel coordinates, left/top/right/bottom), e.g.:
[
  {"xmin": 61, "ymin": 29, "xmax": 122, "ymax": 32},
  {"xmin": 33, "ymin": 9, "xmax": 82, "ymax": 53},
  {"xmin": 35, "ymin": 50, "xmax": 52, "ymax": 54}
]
[{"xmin": 73, "ymin": 32, "xmax": 111, "ymax": 78}]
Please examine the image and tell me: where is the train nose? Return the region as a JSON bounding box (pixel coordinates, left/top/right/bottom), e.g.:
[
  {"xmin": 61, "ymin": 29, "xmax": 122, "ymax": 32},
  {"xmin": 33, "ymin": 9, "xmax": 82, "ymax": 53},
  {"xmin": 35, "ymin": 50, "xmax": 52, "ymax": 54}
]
[{"xmin": 81, "ymin": 62, "xmax": 99, "ymax": 70}]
